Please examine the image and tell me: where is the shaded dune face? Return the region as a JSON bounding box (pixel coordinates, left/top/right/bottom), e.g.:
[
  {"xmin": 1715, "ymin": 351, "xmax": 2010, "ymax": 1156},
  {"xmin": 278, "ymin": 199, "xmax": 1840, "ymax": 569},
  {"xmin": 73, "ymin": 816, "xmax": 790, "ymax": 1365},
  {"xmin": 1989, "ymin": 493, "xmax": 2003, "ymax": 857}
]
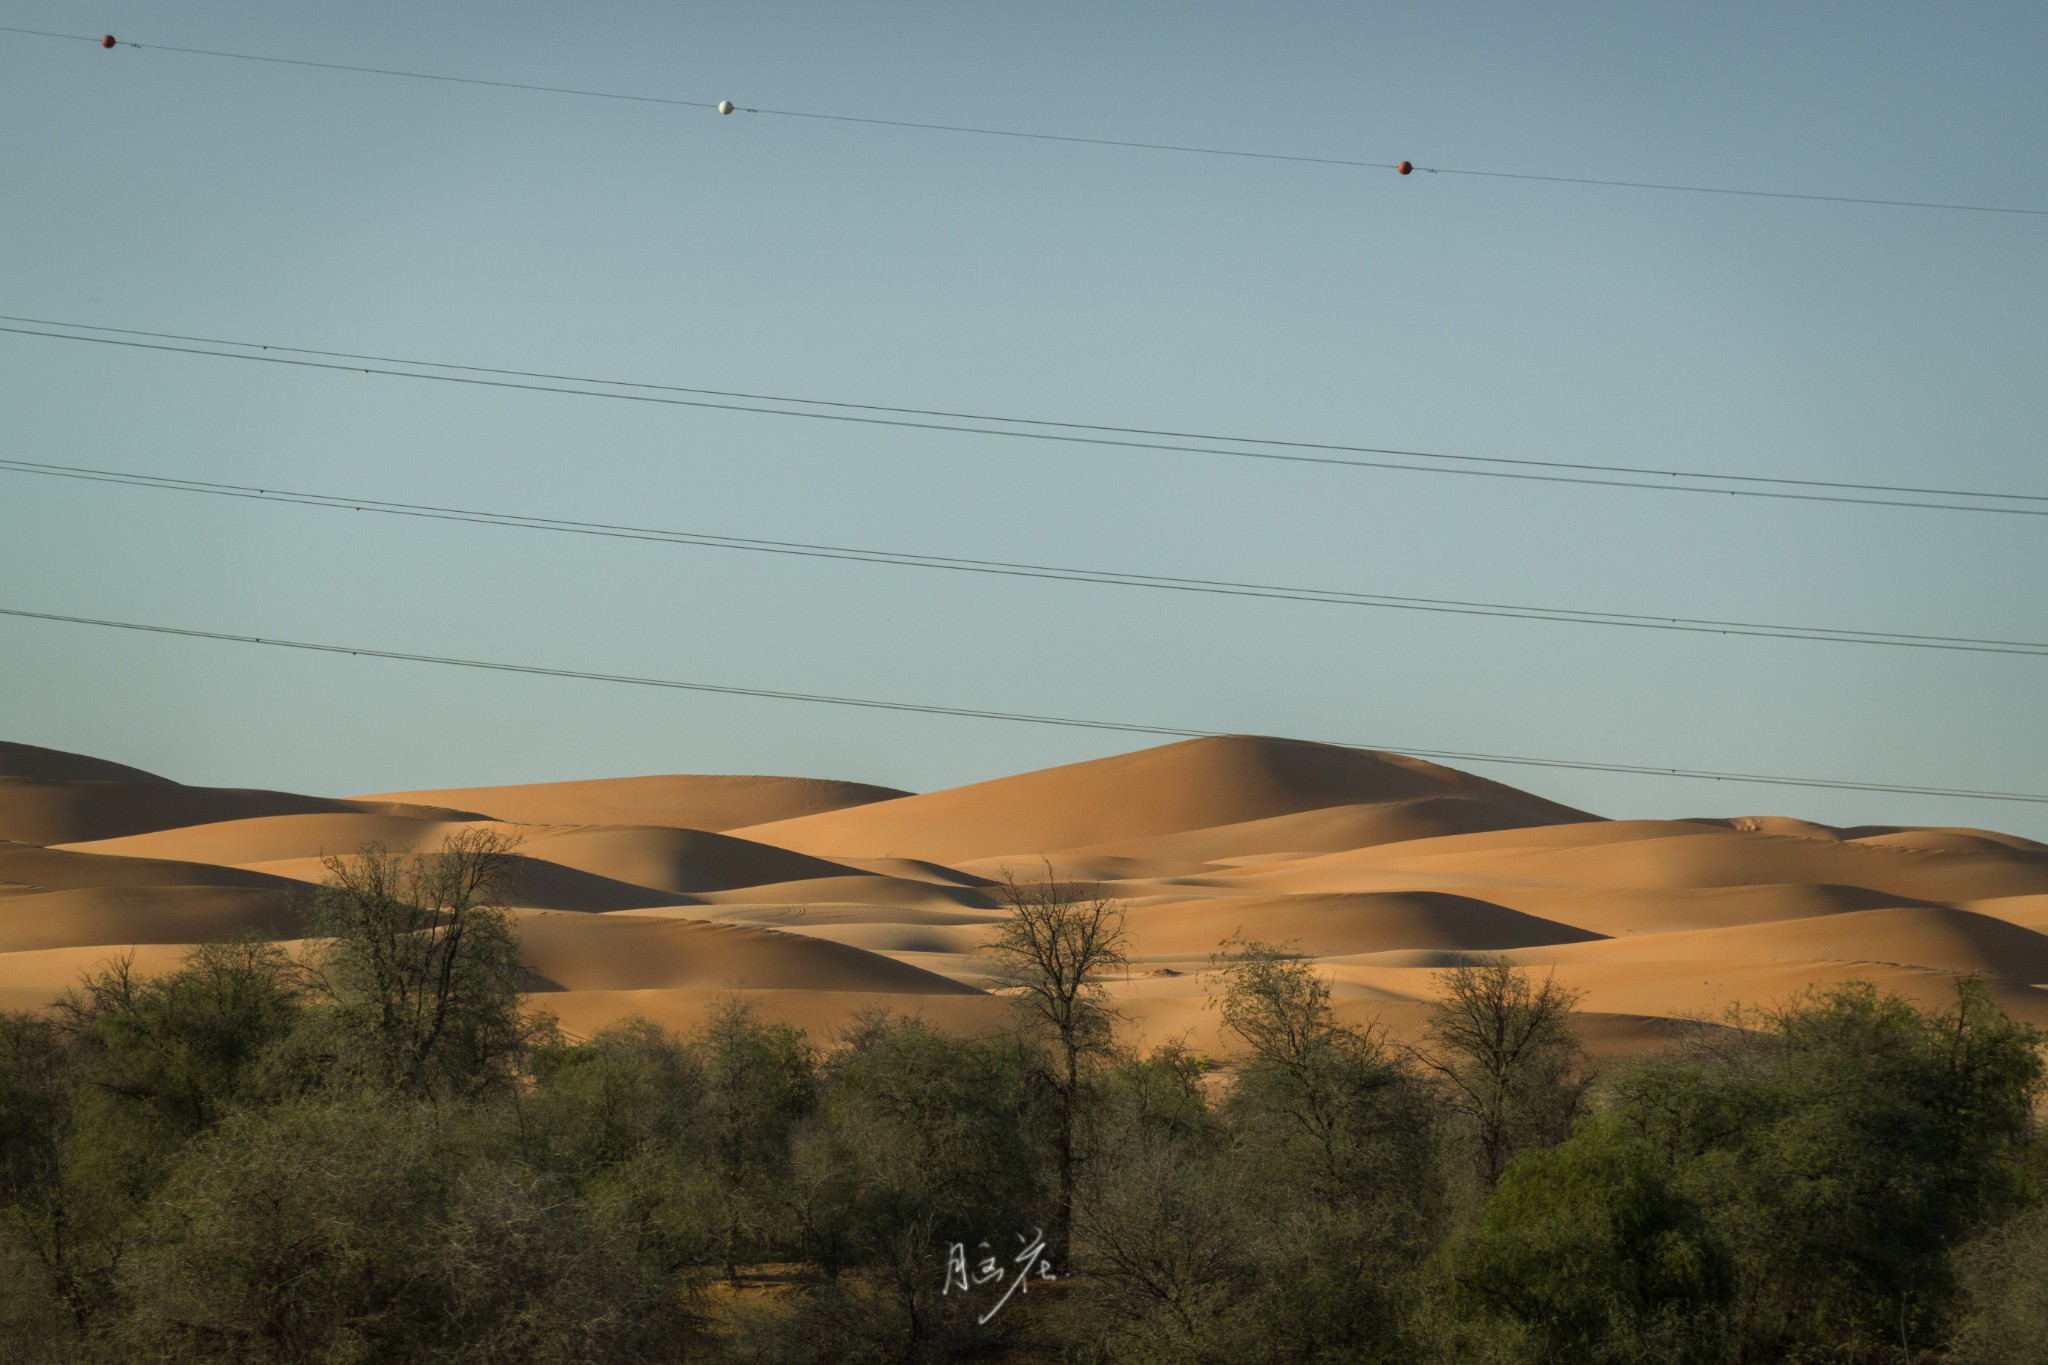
[
  {"xmin": 57, "ymin": 812, "xmax": 495, "ymax": 865},
  {"xmin": 0, "ymin": 778, "xmax": 374, "ymax": 847},
  {"xmin": 512, "ymin": 826, "xmax": 870, "ymax": 896},
  {"xmin": 4, "ymin": 736, "xmax": 2047, "ymax": 1051},
  {"xmin": 0, "ymin": 885, "xmax": 307, "ymax": 954},
  {"xmin": 0, "ymin": 842, "xmax": 303, "ymax": 894},
  {"xmin": 1503, "ymin": 906, "xmax": 2048, "ymax": 982},
  {"xmin": 1120, "ymin": 891, "xmax": 1604, "ymax": 960},
  {"xmin": 0, "ymin": 740, "xmax": 175, "ymax": 785},
  {"xmin": 353, "ymin": 773, "xmax": 910, "ymax": 832},
  {"xmin": 511, "ymin": 913, "xmax": 982, "ymax": 995}
]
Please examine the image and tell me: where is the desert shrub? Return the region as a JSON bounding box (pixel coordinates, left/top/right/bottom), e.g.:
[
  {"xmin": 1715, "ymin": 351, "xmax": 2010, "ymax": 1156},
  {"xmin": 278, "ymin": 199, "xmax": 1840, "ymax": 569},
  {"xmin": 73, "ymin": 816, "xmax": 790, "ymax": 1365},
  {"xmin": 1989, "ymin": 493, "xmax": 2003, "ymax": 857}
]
[
  {"xmin": 791, "ymin": 1012, "xmax": 1045, "ymax": 1360},
  {"xmin": 526, "ymin": 1016, "xmax": 706, "ymax": 1176},
  {"xmin": 1950, "ymin": 1190, "xmax": 2048, "ymax": 1363},
  {"xmin": 110, "ymin": 1096, "xmax": 694, "ymax": 1363},
  {"xmin": 1609, "ymin": 980, "xmax": 2043, "ymax": 1360},
  {"xmin": 1196, "ymin": 940, "xmax": 1443, "ymax": 1362},
  {"xmin": 1064, "ymin": 1046, "xmax": 1265, "ymax": 1363},
  {"xmin": 0, "ymin": 1011, "xmax": 86, "ymax": 1356},
  {"xmin": 0, "ymin": 942, "xmax": 306, "ymax": 1346},
  {"xmin": 61, "ymin": 939, "xmax": 303, "ymax": 1138},
  {"xmin": 1435, "ymin": 1117, "xmax": 1731, "ymax": 1363},
  {"xmin": 693, "ymin": 998, "xmax": 816, "ymax": 1279}
]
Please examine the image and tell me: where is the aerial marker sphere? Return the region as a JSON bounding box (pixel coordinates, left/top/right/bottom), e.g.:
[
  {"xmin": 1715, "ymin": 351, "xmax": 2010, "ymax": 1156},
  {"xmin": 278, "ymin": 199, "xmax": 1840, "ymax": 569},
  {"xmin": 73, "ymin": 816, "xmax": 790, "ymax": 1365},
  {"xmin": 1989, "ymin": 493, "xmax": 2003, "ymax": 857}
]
[
  {"xmin": 101, "ymin": 34, "xmax": 116, "ymax": 49},
  {"xmin": 1397, "ymin": 161, "xmax": 1413, "ymax": 175},
  {"xmin": 716, "ymin": 100, "xmax": 734, "ymax": 115}
]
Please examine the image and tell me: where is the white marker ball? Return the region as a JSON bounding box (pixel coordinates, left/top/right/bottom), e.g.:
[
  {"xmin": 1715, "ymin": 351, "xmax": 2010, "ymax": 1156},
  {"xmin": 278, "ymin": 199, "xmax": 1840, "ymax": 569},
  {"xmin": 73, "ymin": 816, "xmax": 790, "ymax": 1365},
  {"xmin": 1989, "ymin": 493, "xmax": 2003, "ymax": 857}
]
[{"xmin": 716, "ymin": 100, "xmax": 734, "ymax": 116}]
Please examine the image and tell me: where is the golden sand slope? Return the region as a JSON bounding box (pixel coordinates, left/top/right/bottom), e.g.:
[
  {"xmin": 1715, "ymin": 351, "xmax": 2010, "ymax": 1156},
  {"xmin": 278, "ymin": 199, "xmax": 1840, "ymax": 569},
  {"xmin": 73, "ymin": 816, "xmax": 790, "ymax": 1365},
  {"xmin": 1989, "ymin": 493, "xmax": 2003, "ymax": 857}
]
[
  {"xmin": 731, "ymin": 735, "xmax": 1595, "ymax": 863},
  {"xmin": 4, "ymin": 734, "xmax": 2046, "ymax": 1052}
]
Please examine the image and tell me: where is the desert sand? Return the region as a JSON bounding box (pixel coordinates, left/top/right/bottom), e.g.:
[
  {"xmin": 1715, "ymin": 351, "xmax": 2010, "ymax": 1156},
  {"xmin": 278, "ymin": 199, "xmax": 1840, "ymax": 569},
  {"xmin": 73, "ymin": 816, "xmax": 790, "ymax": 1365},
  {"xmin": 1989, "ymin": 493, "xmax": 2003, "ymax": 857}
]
[{"xmin": 4, "ymin": 734, "xmax": 2046, "ymax": 1055}]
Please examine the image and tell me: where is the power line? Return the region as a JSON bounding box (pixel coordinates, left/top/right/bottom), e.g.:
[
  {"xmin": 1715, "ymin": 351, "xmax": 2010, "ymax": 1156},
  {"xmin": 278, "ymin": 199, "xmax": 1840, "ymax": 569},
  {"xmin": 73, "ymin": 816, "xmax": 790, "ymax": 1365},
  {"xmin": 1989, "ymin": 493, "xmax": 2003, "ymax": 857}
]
[
  {"xmin": 4, "ymin": 603, "xmax": 2044, "ymax": 805},
  {"xmin": 5, "ymin": 322, "xmax": 2044, "ymax": 518},
  {"xmin": 6, "ymin": 24, "xmax": 2043, "ymax": 218},
  {"xmin": 13, "ymin": 313, "xmax": 2047, "ymax": 508},
  {"xmin": 6, "ymin": 455, "xmax": 2045, "ymax": 658},
  {"xmin": 0, "ymin": 24, "xmax": 715, "ymax": 109}
]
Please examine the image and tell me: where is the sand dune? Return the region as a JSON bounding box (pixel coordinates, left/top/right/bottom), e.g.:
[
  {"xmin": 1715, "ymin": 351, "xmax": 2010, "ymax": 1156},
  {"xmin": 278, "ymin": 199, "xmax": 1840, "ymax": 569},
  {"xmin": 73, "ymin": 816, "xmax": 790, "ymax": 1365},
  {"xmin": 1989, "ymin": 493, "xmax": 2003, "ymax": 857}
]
[
  {"xmin": 513, "ymin": 825, "xmax": 868, "ymax": 895},
  {"xmin": 359, "ymin": 773, "xmax": 908, "ymax": 831},
  {"xmin": 1121, "ymin": 891, "xmax": 1604, "ymax": 960},
  {"xmin": 0, "ymin": 885, "xmax": 303, "ymax": 953},
  {"xmin": 1220, "ymin": 827, "xmax": 2048, "ymax": 902},
  {"xmin": 233, "ymin": 854, "xmax": 684, "ymax": 914},
  {"xmin": 1713, "ymin": 814, "xmax": 2048, "ymax": 856},
  {"xmin": 690, "ymin": 874, "xmax": 997, "ymax": 912},
  {"xmin": 733, "ymin": 735, "xmax": 1597, "ymax": 863},
  {"xmin": 1469, "ymin": 882, "xmax": 1945, "ymax": 938},
  {"xmin": 1319, "ymin": 957, "xmax": 2048, "ymax": 1032},
  {"xmin": 0, "ymin": 740, "xmax": 174, "ymax": 785},
  {"xmin": 1849, "ymin": 828, "xmax": 2048, "ymax": 856},
  {"xmin": 3, "ymin": 737, "xmax": 2044, "ymax": 1055},
  {"xmin": 56, "ymin": 810, "xmax": 500, "ymax": 866},
  {"xmin": 838, "ymin": 857, "xmax": 996, "ymax": 889},
  {"xmin": 1502, "ymin": 906, "xmax": 2048, "ymax": 983},
  {"xmin": 512, "ymin": 911, "xmax": 983, "ymax": 995},
  {"xmin": 1966, "ymin": 894, "xmax": 2048, "ymax": 932},
  {"xmin": 0, "ymin": 777, "xmax": 374, "ymax": 847},
  {"xmin": 0, "ymin": 841, "xmax": 302, "ymax": 894},
  {"xmin": 0, "ymin": 940, "xmax": 198, "ymax": 994},
  {"xmin": 1052, "ymin": 796, "xmax": 1578, "ymax": 866}
]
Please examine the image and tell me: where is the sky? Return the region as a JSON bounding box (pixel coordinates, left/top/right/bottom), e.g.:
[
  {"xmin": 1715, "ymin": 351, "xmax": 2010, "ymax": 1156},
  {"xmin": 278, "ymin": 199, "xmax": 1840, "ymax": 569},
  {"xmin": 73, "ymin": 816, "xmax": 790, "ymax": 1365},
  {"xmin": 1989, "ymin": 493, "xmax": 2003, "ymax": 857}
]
[{"xmin": 3, "ymin": 1, "xmax": 2046, "ymax": 835}]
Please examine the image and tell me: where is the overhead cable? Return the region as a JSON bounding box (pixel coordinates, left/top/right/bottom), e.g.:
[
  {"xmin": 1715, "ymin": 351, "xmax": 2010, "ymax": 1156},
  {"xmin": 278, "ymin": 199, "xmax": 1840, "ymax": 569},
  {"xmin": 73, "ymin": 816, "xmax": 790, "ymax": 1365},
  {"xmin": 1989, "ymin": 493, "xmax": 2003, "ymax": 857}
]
[
  {"xmin": 5, "ymin": 322, "xmax": 2043, "ymax": 518},
  {"xmin": 5, "ymin": 455, "xmax": 2045, "ymax": 657},
  {"xmin": 6, "ymin": 25, "xmax": 2042, "ymax": 217}
]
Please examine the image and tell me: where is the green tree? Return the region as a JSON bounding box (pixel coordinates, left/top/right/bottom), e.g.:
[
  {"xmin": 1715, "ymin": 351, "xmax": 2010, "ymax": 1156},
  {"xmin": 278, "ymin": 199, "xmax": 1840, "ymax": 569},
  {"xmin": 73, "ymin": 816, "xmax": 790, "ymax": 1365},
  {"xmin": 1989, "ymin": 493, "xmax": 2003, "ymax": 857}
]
[
  {"xmin": 527, "ymin": 1016, "xmax": 704, "ymax": 1176},
  {"xmin": 1611, "ymin": 979, "xmax": 2044, "ymax": 1359},
  {"xmin": 111, "ymin": 1097, "xmax": 692, "ymax": 1363},
  {"xmin": 1951, "ymin": 1191, "xmax": 2048, "ymax": 1364},
  {"xmin": 0, "ymin": 941, "xmax": 306, "ymax": 1345},
  {"xmin": 0, "ymin": 1010, "xmax": 90, "ymax": 1349},
  {"xmin": 1207, "ymin": 938, "xmax": 1442, "ymax": 1362},
  {"xmin": 62, "ymin": 937, "xmax": 303, "ymax": 1136},
  {"xmin": 795, "ymin": 1013, "xmax": 1044, "ymax": 1357},
  {"xmin": 1212, "ymin": 937, "xmax": 1437, "ymax": 1206},
  {"xmin": 694, "ymin": 996, "xmax": 813, "ymax": 1280},
  {"xmin": 1069, "ymin": 1044, "xmax": 1264, "ymax": 1364},
  {"xmin": 525, "ymin": 1017, "xmax": 717, "ymax": 1279},
  {"xmin": 1440, "ymin": 1117, "xmax": 1731, "ymax": 1364}
]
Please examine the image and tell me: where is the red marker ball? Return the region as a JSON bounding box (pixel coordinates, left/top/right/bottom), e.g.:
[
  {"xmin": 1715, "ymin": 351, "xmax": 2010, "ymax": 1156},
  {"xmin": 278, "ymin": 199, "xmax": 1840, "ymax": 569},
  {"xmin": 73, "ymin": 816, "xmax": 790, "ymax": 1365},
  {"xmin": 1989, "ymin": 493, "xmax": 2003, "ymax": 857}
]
[
  {"xmin": 102, "ymin": 34, "xmax": 117, "ymax": 49},
  {"xmin": 1397, "ymin": 161, "xmax": 1412, "ymax": 175}
]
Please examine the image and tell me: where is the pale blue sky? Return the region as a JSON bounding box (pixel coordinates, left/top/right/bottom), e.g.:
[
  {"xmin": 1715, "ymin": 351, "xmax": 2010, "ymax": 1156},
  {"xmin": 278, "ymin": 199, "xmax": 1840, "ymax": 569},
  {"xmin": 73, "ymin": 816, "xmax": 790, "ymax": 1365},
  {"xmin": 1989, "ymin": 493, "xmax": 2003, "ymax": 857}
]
[{"xmin": 4, "ymin": 2, "xmax": 2045, "ymax": 835}]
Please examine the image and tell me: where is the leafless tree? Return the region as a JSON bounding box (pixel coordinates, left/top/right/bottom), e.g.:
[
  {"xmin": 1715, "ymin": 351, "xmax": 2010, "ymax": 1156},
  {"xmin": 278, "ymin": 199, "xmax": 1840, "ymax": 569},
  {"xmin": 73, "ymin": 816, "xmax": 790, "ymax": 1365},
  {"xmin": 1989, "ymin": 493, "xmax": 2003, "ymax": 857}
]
[
  {"xmin": 308, "ymin": 828, "xmax": 545, "ymax": 1098},
  {"xmin": 1416, "ymin": 957, "xmax": 1586, "ymax": 1187},
  {"xmin": 981, "ymin": 865, "xmax": 1129, "ymax": 1267}
]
